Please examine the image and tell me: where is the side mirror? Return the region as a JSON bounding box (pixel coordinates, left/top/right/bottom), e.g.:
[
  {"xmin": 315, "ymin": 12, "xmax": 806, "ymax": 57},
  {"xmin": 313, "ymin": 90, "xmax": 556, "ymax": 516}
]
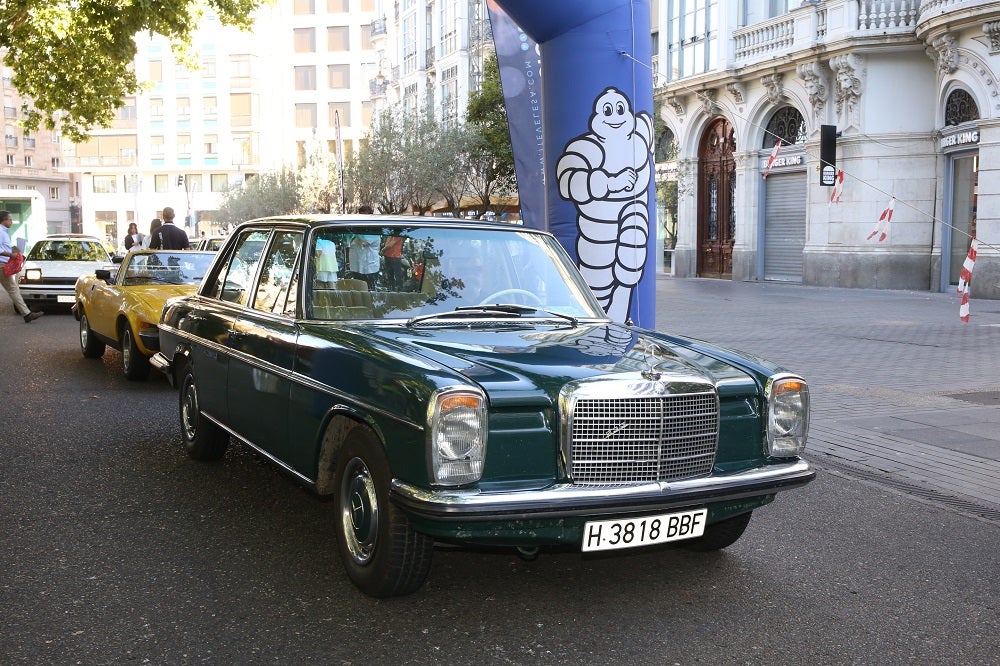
[
  {"xmin": 112, "ymin": 255, "xmax": 125, "ymax": 264},
  {"xmin": 96, "ymin": 269, "xmax": 113, "ymax": 283}
]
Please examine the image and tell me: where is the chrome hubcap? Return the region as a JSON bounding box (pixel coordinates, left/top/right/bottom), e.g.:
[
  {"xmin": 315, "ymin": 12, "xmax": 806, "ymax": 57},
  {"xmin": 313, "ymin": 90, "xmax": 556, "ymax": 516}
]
[{"xmin": 340, "ymin": 457, "xmax": 378, "ymax": 565}]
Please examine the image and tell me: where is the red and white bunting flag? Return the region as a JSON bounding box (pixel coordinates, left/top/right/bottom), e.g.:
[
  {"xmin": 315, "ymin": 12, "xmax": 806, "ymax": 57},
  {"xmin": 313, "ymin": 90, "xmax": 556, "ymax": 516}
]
[
  {"xmin": 959, "ymin": 290, "xmax": 971, "ymax": 323},
  {"xmin": 829, "ymin": 169, "xmax": 845, "ymax": 204},
  {"xmin": 957, "ymin": 238, "xmax": 978, "ymax": 323},
  {"xmin": 957, "ymin": 238, "xmax": 977, "ymax": 293},
  {"xmin": 762, "ymin": 139, "xmax": 781, "ymax": 179},
  {"xmin": 867, "ymin": 196, "xmax": 895, "ymax": 242}
]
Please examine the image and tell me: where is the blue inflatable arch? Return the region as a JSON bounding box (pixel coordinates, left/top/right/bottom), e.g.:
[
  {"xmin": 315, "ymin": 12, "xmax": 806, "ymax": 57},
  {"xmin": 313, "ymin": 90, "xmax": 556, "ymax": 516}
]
[{"xmin": 489, "ymin": 0, "xmax": 655, "ymax": 326}]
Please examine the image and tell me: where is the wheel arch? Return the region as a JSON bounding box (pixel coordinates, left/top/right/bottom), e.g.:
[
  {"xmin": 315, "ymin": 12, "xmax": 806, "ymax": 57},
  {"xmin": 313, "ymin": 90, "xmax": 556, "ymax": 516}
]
[{"xmin": 315, "ymin": 410, "xmax": 386, "ymax": 496}]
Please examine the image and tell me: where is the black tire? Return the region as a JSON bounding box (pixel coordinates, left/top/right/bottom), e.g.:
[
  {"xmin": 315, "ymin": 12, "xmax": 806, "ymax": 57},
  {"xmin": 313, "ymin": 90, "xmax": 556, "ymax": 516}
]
[
  {"xmin": 121, "ymin": 326, "xmax": 150, "ymax": 380},
  {"xmin": 79, "ymin": 310, "xmax": 106, "ymax": 359},
  {"xmin": 334, "ymin": 428, "xmax": 433, "ymax": 598},
  {"xmin": 679, "ymin": 511, "xmax": 753, "ymax": 552},
  {"xmin": 179, "ymin": 364, "xmax": 229, "ymax": 461}
]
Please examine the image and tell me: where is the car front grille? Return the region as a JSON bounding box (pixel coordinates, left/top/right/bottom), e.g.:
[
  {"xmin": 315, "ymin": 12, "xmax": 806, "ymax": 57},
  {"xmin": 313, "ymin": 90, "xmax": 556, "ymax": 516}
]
[{"xmin": 566, "ymin": 388, "xmax": 719, "ymax": 485}]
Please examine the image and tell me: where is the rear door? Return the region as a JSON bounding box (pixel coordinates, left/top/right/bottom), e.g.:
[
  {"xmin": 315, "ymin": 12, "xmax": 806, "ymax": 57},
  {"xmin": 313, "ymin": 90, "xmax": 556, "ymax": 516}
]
[
  {"xmin": 227, "ymin": 229, "xmax": 305, "ymax": 469},
  {"xmin": 191, "ymin": 228, "xmax": 271, "ymax": 423}
]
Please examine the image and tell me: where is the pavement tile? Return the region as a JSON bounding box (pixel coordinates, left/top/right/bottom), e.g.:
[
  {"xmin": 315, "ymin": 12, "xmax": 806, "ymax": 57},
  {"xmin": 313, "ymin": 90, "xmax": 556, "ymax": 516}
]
[{"xmin": 656, "ymin": 276, "xmax": 1000, "ymax": 512}]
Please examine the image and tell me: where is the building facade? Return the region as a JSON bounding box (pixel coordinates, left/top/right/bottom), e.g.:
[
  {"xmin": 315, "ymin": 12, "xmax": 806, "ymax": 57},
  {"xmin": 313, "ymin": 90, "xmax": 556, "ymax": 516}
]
[
  {"xmin": 1, "ymin": 59, "xmax": 73, "ymax": 237},
  {"xmin": 653, "ymin": 0, "xmax": 999, "ymax": 299},
  {"xmin": 369, "ymin": 0, "xmax": 493, "ymax": 125},
  {"xmin": 64, "ymin": 0, "xmax": 381, "ymax": 248}
]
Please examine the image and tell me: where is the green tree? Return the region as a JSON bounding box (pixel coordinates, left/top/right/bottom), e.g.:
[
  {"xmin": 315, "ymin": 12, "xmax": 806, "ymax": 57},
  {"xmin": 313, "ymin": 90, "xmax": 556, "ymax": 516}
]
[
  {"xmin": 297, "ymin": 139, "xmax": 339, "ymax": 214},
  {"xmin": 217, "ymin": 167, "xmax": 298, "ymax": 229},
  {"xmin": 1, "ymin": 0, "xmax": 265, "ymax": 141},
  {"xmin": 464, "ymin": 53, "xmax": 516, "ymax": 216}
]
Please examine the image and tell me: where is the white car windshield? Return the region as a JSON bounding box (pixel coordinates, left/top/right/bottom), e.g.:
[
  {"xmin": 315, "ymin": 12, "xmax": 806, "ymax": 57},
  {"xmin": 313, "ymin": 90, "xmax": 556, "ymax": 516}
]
[
  {"xmin": 27, "ymin": 239, "xmax": 110, "ymax": 262},
  {"xmin": 307, "ymin": 225, "xmax": 606, "ymax": 322}
]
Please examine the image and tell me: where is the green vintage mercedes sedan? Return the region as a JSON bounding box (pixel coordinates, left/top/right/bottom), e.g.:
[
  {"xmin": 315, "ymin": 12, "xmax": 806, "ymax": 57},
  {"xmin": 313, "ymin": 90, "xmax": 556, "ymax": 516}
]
[{"xmin": 152, "ymin": 215, "xmax": 814, "ymax": 597}]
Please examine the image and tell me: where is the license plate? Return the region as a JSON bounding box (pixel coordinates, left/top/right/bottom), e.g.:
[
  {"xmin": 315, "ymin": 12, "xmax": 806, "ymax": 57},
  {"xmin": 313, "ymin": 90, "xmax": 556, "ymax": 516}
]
[
  {"xmin": 57, "ymin": 295, "xmax": 74, "ymax": 303},
  {"xmin": 582, "ymin": 508, "xmax": 708, "ymax": 552}
]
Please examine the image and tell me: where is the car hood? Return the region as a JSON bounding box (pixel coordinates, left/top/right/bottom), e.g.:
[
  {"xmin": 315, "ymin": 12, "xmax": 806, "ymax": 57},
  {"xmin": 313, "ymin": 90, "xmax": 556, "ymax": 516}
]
[
  {"xmin": 365, "ymin": 322, "xmax": 768, "ymax": 404},
  {"xmin": 25, "ymin": 260, "xmax": 108, "ymax": 278},
  {"xmin": 127, "ymin": 285, "xmax": 200, "ymax": 322}
]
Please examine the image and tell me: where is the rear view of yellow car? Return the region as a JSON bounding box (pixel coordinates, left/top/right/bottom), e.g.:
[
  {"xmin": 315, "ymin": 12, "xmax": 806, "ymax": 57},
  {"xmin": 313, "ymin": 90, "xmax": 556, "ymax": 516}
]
[{"xmin": 73, "ymin": 250, "xmax": 216, "ymax": 380}]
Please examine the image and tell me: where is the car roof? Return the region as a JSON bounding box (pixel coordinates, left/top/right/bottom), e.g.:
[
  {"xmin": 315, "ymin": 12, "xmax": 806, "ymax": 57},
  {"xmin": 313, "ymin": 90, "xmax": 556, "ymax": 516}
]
[
  {"xmin": 235, "ymin": 214, "xmax": 533, "ymax": 234},
  {"xmin": 40, "ymin": 234, "xmax": 105, "ymax": 241}
]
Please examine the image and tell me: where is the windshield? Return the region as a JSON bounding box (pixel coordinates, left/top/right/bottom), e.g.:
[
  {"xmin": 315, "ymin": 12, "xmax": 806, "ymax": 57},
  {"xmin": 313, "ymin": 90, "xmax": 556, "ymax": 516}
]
[
  {"xmin": 121, "ymin": 252, "xmax": 215, "ymax": 286},
  {"xmin": 27, "ymin": 239, "xmax": 111, "ymax": 262},
  {"xmin": 307, "ymin": 225, "xmax": 605, "ymax": 321}
]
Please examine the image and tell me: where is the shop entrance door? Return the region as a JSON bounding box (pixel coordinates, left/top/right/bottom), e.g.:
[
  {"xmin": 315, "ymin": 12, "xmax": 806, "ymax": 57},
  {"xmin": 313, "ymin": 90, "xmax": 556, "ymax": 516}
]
[
  {"xmin": 947, "ymin": 154, "xmax": 978, "ymax": 287},
  {"xmin": 697, "ymin": 117, "xmax": 736, "ymax": 278}
]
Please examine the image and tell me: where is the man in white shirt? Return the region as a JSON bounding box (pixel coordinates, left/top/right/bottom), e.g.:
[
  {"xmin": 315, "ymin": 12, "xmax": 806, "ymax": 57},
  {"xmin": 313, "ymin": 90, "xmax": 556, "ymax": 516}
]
[{"xmin": 0, "ymin": 210, "xmax": 44, "ymax": 322}]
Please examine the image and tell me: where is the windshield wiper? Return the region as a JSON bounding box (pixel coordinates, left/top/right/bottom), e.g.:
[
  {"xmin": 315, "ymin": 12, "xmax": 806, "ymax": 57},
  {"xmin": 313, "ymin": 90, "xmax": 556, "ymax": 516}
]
[
  {"xmin": 406, "ymin": 303, "xmax": 578, "ymax": 328},
  {"xmin": 461, "ymin": 303, "xmax": 579, "ymax": 326}
]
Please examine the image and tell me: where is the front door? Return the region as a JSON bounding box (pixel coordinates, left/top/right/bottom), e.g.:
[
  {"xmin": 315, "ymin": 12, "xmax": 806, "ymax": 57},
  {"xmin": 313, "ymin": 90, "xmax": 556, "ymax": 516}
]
[
  {"xmin": 697, "ymin": 117, "xmax": 736, "ymax": 278},
  {"xmin": 947, "ymin": 153, "xmax": 978, "ymax": 287}
]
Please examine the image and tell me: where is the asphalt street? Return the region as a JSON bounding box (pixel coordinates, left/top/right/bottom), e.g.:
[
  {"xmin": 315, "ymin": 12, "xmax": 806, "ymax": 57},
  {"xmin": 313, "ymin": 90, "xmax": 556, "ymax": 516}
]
[{"xmin": 1, "ymin": 280, "xmax": 998, "ymax": 665}]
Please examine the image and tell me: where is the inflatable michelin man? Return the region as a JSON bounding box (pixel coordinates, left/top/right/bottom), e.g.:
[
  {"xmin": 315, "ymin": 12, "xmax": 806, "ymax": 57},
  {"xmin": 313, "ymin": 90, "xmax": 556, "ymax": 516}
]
[{"xmin": 556, "ymin": 87, "xmax": 654, "ymax": 323}]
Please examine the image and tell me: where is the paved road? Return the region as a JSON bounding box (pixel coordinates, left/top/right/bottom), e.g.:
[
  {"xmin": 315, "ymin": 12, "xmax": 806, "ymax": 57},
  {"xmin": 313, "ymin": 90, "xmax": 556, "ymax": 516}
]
[{"xmin": 1, "ymin": 286, "xmax": 998, "ymax": 665}]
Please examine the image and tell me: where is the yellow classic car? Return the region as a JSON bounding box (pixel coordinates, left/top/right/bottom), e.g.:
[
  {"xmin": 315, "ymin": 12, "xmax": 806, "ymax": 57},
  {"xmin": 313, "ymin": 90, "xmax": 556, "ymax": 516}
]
[{"xmin": 73, "ymin": 250, "xmax": 216, "ymax": 380}]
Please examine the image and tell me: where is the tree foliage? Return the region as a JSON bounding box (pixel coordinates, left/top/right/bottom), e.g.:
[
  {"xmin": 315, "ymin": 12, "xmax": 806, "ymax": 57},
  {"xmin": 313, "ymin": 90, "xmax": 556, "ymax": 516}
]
[
  {"xmin": 217, "ymin": 168, "xmax": 298, "ymax": 229},
  {"xmin": 1, "ymin": 0, "xmax": 264, "ymax": 141},
  {"xmin": 464, "ymin": 53, "xmax": 517, "ymax": 216},
  {"xmin": 297, "ymin": 139, "xmax": 339, "ymax": 214}
]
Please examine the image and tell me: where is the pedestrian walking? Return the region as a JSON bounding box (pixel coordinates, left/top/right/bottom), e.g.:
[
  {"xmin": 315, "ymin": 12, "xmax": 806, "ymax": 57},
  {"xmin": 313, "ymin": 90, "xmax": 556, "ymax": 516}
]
[
  {"xmin": 142, "ymin": 218, "xmax": 162, "ymax": 249},
  {"xmin": 0, "ymin": 210, "xmax": 43, "ymax": 322},
  {"xmin": 149, "ymin": 207, "xmax": 190, "ymax": 250},
  {"xmin": 123, "ymin": 222, "xmax": 144, "ymax": 251}
]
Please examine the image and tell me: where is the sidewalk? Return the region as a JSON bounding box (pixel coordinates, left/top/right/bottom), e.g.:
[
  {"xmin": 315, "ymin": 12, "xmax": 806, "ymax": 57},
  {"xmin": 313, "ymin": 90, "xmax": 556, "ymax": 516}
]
[{"xmin": 653, "ymin": 276, "xmax": 1000, "ymax": 520}]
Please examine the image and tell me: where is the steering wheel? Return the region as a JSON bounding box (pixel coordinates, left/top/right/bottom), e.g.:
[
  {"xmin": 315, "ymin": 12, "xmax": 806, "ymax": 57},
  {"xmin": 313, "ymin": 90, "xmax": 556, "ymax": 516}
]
[{"xmin": 478, "ymin": 288, "xmax": 543, "ymax": 306}]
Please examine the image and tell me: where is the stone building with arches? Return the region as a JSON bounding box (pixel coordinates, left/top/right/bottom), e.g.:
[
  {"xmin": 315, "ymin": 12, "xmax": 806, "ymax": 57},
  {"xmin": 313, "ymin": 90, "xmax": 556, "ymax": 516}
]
[{"xmin": 652, "ymin": 0, "xmax": 998, "ymax": 299}]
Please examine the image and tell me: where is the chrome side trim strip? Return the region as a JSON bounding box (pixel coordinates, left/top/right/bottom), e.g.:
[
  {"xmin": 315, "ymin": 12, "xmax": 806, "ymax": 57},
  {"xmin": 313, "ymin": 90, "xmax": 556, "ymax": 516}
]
[
  {"xmin": 391, "ymin": 459, "xmax": 815, "ymax": 521},
  {"xmin": 202, "ymin": 411, "xmax": 316, "ymax": 488},
  {"xmin": 158, "ymin": 324, "xmax": 423, "ymax": 431}
]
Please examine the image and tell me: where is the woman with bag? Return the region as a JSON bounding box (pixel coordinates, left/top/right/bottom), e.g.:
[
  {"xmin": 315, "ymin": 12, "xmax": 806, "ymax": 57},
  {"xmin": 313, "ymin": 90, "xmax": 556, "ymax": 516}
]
[{"xmin": 0, "ymin": 210, "xmax": 43, "ymax": 322}]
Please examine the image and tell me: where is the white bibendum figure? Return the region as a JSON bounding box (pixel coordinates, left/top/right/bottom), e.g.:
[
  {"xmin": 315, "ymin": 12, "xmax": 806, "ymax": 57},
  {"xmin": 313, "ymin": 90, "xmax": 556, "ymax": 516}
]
[{"xmin": 556, "ymin": 87, "xmax": 654, "ymax": 323}]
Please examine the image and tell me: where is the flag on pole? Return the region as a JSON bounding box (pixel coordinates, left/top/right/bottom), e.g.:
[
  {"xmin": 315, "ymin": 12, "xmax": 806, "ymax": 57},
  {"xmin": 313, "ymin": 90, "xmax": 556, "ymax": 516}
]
[
  {"xmin": 957, "ymin": 238, "xmax": 978, "ymax": 323},
  {"xmin": 829, "ymin": 169, "xmax": 845, "ymax": 204},
  {"xmin": 867, "ymin": 196, "xmax": 895, "ymax": 242},
  {"xmin": 762, "ymin": 139, "xmax": 781, "ymax": 179}
]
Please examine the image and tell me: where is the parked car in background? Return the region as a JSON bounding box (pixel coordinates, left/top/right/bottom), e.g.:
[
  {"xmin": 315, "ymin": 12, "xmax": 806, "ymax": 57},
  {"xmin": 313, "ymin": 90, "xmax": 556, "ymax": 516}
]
[
  {"xmin": 74, "ymin": 250, "xmax": 216, "ymax": 380},
  {"xmin": 19, "ymin": 235, "xmax": 114, "ymax": 309},
  {"xmin": 194, "ymin": 235, "xmax": 227, "ymax": 252},
  {"xmin": 153, "ymin": 216, "xmax": 814, "ymax": 597}
]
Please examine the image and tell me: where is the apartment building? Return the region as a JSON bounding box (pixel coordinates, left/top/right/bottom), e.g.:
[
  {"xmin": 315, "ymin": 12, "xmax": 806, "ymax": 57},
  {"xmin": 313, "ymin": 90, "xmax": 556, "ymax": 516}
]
[
  {"xmin": 64, "ymin": 1, "xmax": 386, "ymax": 246},
  {"xmin": 369, "ymin": 0, "xmax": 493, "ymax": 125},
  {"xmin": 1, "ymin": 60, "xmax": 73, "ymax": 237},
  {"xmin": 652, "ymin": 0, "xmax": 998, "ymax": 298}
]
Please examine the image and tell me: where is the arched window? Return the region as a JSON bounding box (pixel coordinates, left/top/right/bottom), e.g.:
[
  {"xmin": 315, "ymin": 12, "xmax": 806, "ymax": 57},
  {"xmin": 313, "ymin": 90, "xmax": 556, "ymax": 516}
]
[
  {"xmin": 944, "ymin": 89, "xmax": 979, "ymax": 126},
  {"xmin": 655, "ymin": 127, "xmax": 678, "ymax": 162},
  {"xmin": 762, "ymin": 106, "xmax": 806, "ymax": 148}
]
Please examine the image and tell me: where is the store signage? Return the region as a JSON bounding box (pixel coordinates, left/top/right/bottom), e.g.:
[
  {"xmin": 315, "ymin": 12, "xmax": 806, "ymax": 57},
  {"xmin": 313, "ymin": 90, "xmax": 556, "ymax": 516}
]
[
  {"xmin": 940, "ymin": 130, "xmax": 979, "ymax": 148},
  {"xmin": 761, "ymin": 155, "xmax": 803, "ymax": 170}
]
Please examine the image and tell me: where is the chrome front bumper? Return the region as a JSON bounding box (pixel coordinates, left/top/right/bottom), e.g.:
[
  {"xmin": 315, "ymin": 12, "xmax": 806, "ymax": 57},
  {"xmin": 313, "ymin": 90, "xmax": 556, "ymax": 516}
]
[{"xmin": 391, "ymin": 459, "xmax": 815, "ymax": 522}]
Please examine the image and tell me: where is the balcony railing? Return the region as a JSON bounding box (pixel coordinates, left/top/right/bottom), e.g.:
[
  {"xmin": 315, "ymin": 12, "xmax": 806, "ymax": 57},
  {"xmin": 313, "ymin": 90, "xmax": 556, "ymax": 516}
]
[
  {"xmin": 731, "ymin": 1, "xmax": 937, "ymax": 69},
  {"xmin": 733, "ymin": 13, "xmax": 796, "ymax": 61},
  {"xmin": 859, "ymin": 0, "xmax": 920, "ymax": 30},
  {"xmin": 371, "ymin": 17, "xmax": 387, "ymax": 38},
  {"xmin": 23, "ymin": 137, "xmax": 36, "ymax": 149},
  {"xmin": 370, "ymin": 77, "xmax": 388, "ymax": 97}
]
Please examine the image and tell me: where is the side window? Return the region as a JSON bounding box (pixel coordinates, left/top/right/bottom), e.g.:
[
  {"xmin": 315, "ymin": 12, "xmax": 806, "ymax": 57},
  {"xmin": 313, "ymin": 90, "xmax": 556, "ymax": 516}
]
[
  {"xmin": 205, "ymin": 229, "xmax": 269, "ymax": 305},
  {"xmin": 253, "ymin": 231, "xmax": 303, "ymax": 315}
]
